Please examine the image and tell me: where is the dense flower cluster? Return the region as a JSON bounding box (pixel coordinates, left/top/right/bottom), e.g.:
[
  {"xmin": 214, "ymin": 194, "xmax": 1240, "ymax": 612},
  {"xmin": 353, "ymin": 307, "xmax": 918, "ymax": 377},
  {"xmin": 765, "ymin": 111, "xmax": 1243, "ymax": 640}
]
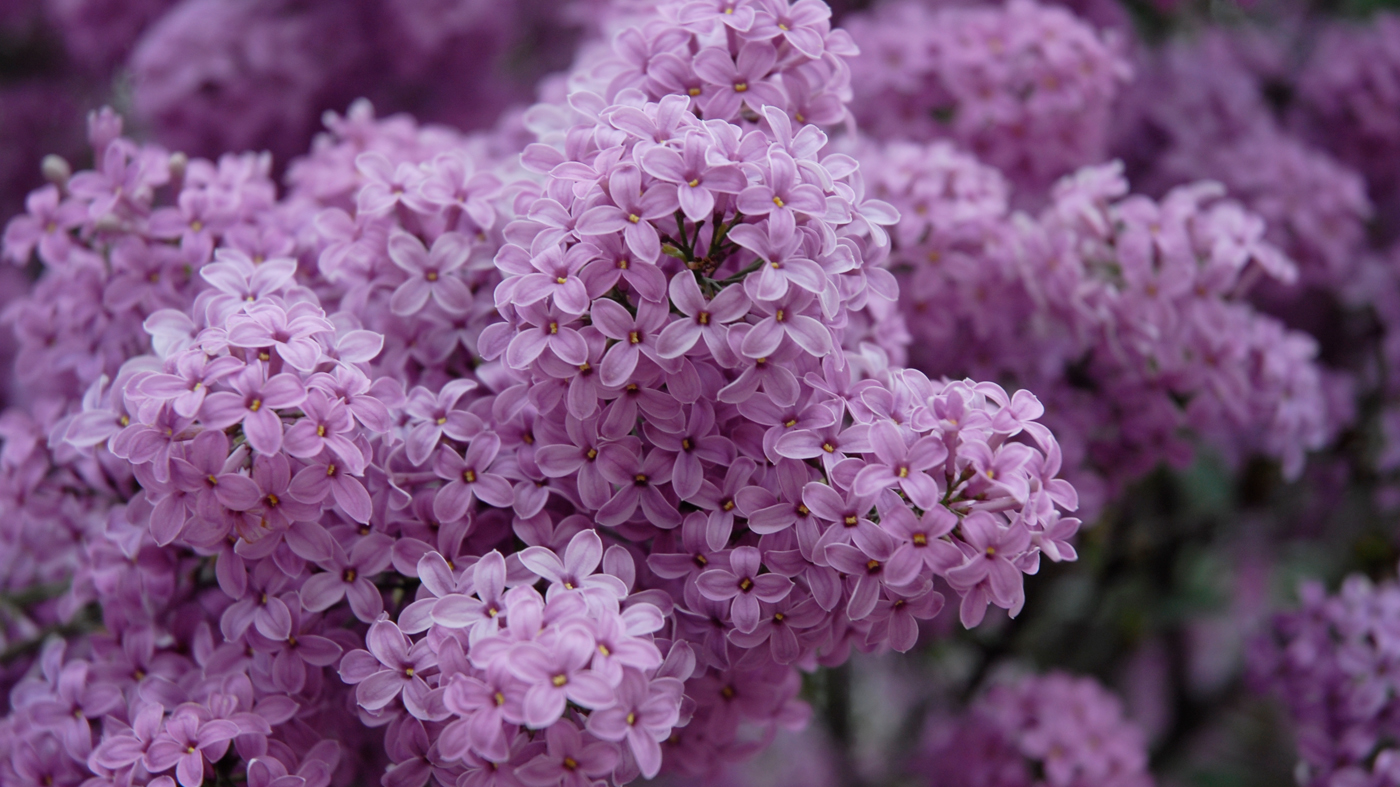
[
  {"xmin": 0, "ymin": 2, "xmax": 1092, "ymax": 785},
  {"xmin": 921, "ymin": 671, "xmax": 1153, "ymax": 787},
  {"xmin": 1251, "ymin": 574, "xmax": 1400, "ymax": 787},
  {"xmin": 845, "ymin": 0, "xmax": 1131, "ymax": 195},
  {"xmin": 1115, "ymin": 30, "xmax": 1373, "ymax": 287},
  {"xmin": 862, "ymin": 140, "xmax": 1335, "ymax": 512},
  {"xmin": 4, "ymin": 0, "xmax": 1399, "ymax": 785},
  {"xmin": 1293, "ymin": 13, "xmax": 1400, "ymax": 237}
]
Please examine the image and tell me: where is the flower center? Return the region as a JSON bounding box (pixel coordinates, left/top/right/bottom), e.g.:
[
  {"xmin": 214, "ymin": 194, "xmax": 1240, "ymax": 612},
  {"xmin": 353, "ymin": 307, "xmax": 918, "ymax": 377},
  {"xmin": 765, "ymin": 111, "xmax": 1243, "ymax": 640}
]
[
  {"xmin": 425, "ymin": 270, "xmax": 438, "ymax": 281},
  {"xmin": 913, "ymin": 533, "xmax": 928, "ymax": 546},
  {"xmin": 843, "ymin": 515, "xmax": 858, "ymax": 526},
  {"xmin": 248, "ymin": 398, "xmax": 262, "ymax": 412},
  {"xmin": 552, "ymin": 674, "xmax": 568, "ymax": 687},
  {"xmin": 739, "ymin": 577, "xmax": 753, "ymax": 592},
  {"xmin": 688, "ymin": 179, "xmax": 700, "ymax": 187},
  {"xmin": 772, "ymin": 196, "xmax": 785, "ymax": 207},
  {"xmin": 343, "ymin": 569, "xmax": 357, "ymax": 582},
  {"xmin": 463, "ymin": 469, "xmax": 477, "ymax": 483},
  {"xmin": 628, "ymin": 330, "xmax": 641, "ymax": 344},
  {"xmin": 627, "ymin": 213, "xmax": 641, "ymax": 223},
  {"xmin": 734, "ymin": 82, "xmax": 748, "ymax": 92}
]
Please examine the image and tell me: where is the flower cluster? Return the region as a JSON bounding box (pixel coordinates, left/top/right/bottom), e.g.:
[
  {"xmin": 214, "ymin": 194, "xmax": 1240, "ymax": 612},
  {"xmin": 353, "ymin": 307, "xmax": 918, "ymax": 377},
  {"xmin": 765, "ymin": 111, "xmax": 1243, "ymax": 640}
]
[
  {"xmin": 920, "ymin": 671, "xmax": 1153, "ymax": 787},
  {"xmin": 862, "ymin": 140, "xmax": 1335, "ymax": 513},
  {"xmin": 1293, "ymin": 13, "xmax": 1400, "ymax": 237},
  {"xmin": 1250, "ymin": 574, "xmax": 1400, "ymax": 787},
  {"xmin": 1115, "ymin": 29, "xmax": 1373, "ymax": 287},
  {"xmin": 0, "ymin": 2, "xmax": 1089, "ymax": 786},
  {"xmin": 845, "ymin": 0, "xmax": 1132, "ymax": 195}
]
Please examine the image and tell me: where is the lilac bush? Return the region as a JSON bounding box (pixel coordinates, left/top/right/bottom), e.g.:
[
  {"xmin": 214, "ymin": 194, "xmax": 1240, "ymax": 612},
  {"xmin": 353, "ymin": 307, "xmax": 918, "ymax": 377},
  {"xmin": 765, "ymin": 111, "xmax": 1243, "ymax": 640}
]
[{"xmin": 4, "ymin": 0, "xmax": 1400, "ymax": 785}]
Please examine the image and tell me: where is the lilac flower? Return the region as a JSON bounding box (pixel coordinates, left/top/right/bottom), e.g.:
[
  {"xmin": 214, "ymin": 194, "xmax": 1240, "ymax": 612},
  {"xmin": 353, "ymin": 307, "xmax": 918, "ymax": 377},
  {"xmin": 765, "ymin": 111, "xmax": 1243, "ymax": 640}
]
[
  {"xmin": 678, "ymin": 0, "xmax": 757, "ymax": 31},
  {"xmin": 440, "ymin": 664, "xmax": 525, "ymax": 763},
  {"xmin": 505, "ymin": 301, "xmax": 589, "ymax": 369},
  {"xmin": 656, "ymin": 272, "xmax": 750, "ymax": 360},
  {"xmin": 728, "ymin": 221, "xmax": 827, "ymax": 302},
  {"xmin": 507, "ymin": 628, "xmax": 617, "ymax": 728},
  {"xmin": 288, "ymin": 453, "xmax": 373, "ymax": 524},
  {"xmin": 199, "ymin": 253, "xmax": 298, "ymax": 325},
  {"xmin": 640, "ymin": 133, "xmax": 747, "ymax": 222},
  {"xmin": 590, "ymin": 298, "xmax": 675, "ymax": 388},
  {"xmin": 496, "ymin": 244, "xmax": 591, "ymax": 316},
  {"xmin": 412, "ymin": 151, "xmax": 502, "ymax": 229},
  {"xmin": 247, "ymin": 452, "xmax": 321, "ymax": 532},
  {"xmin": 750, "ymin": 0, "xmax": 831, "ymax": 59},
  {"xmin": 144, "ymin": 710, "xmax": 240, "ymax": 787},
  {"xmin": 338, "ymin": 620, "xmax": 437, "ymax": 713},
  {"xmin": 139, "ymin": 351, "xmax": 244, "ymax": 418},
  {"xmin": 514, "ymin": 722, "xmax": 619, "ymax": 787},
  {"xmin": 586, "ymin": 670, "xmax": 683, "ymax": 778},
  {"xmin": 518, "ymin": 530, "xmax": 628, "ymax": 603},
  {"xmin": 575, "ymin": 167, "xmax": 679, "ymax": 263},
  {"xmin": 692, "ymin": 43, "xmax": 787, "ymax": 121},
  {"xmin": 29, "ymin": 660, "xmax": 123, "ymax": 759},
  {"xmin": 430, "ymin": 550, "xmax": 511, "ymax": 642},
  {"xmin": 168, "ymin": 429, "xmax": 260, "ymax": 531},
  {"xmin": 432, "ymin": 434, "xmax": 515, "ymax": 521},
  {"xmin": 245, "ymin": 598, "xmax": 345, "ymax": 695},
  {"xmin": 696, "ymin": 546, "xmax": 794, "ymax": 633},
  {"xmin": 880, "ymin": 504, "xmax": 964, "ymax": 579},
  {"xmin": 356, "ymin": 152, "xmax": 424, "ymax": 217},
  {"xmin": 739, "ymin": 287, "xmax": 832, "ymax": 360},
  {"xmin": 388, "ymin": 229, "xmax": 474, "ymax": 316},
  {"xmin": 944, "ymin": 512, "xmax": 1033, "ymax": 627},
  {"xmin": 219, "ymin": 559, "xmax": 295, "ymax": 641},
  {"xmin": 851, "ymin": 420, "xmax": 947, "ymax": 508},
  {"xmin": 200, "ymin": 366, "xmax": 307, "ymax": 455},
  {"xmin": 595, "ymin": 446, "xmax": 680, "ymax": 528},
  {"xmin": 824, "ymin": 525, "xmax": 915, "ymax": 621},
  {"xmin": 534, "ymin": 414, "xmax": 620, "ymax": 510},
  {"xmin": 643, "ymin": 401, "xmax": 735, "ymax": 500},
  {"xmin": 226, "ymin": 303, "xmax": 333, "ymax": 372},
  {"xmin": 401, "ymin": 379, "xmax": 482, "ymax": 466},
  {"xmin": 726, "ymin": 592, "xmax": 825, "ymax": 663},
  {"xmin": 577, "ymin": 233, "xmax": 669, "ymax": 304},
  {"xmin": 736, "ymin": 150, "xmax": 827, "ymax": 237},
  {"xmin": 4, "ymin": 184, "xmax": 84, "ymax": 264},
  {"xmin": 300, "ymin": 533, "xmax": 394, "ymax": 621},
  {"xmin": 282, "ymin": 388, "xmax": 363, "ymax": 472}
]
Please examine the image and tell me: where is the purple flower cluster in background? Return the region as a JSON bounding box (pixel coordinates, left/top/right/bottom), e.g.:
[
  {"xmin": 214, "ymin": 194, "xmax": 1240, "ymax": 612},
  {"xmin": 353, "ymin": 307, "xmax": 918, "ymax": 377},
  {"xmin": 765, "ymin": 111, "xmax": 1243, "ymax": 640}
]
[
  {"xmin": 922, "ymin": 672, "xmax": 1153, "ymax": 787},
  {"xmin": 1252, "ymin": 576, "xmax": 1400, "ymax": 787}
]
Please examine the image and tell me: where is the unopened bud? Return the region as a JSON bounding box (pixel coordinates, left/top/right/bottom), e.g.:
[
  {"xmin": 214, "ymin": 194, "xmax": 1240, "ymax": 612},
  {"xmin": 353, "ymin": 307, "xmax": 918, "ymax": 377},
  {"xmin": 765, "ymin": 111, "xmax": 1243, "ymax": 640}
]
[
  {"xmin": 41, "ymin": 155, "xmax": 71, "ymax": 188},
  {"xmin": 168, "ymin": 152, "xmax": 188, "ymax": 190}
]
